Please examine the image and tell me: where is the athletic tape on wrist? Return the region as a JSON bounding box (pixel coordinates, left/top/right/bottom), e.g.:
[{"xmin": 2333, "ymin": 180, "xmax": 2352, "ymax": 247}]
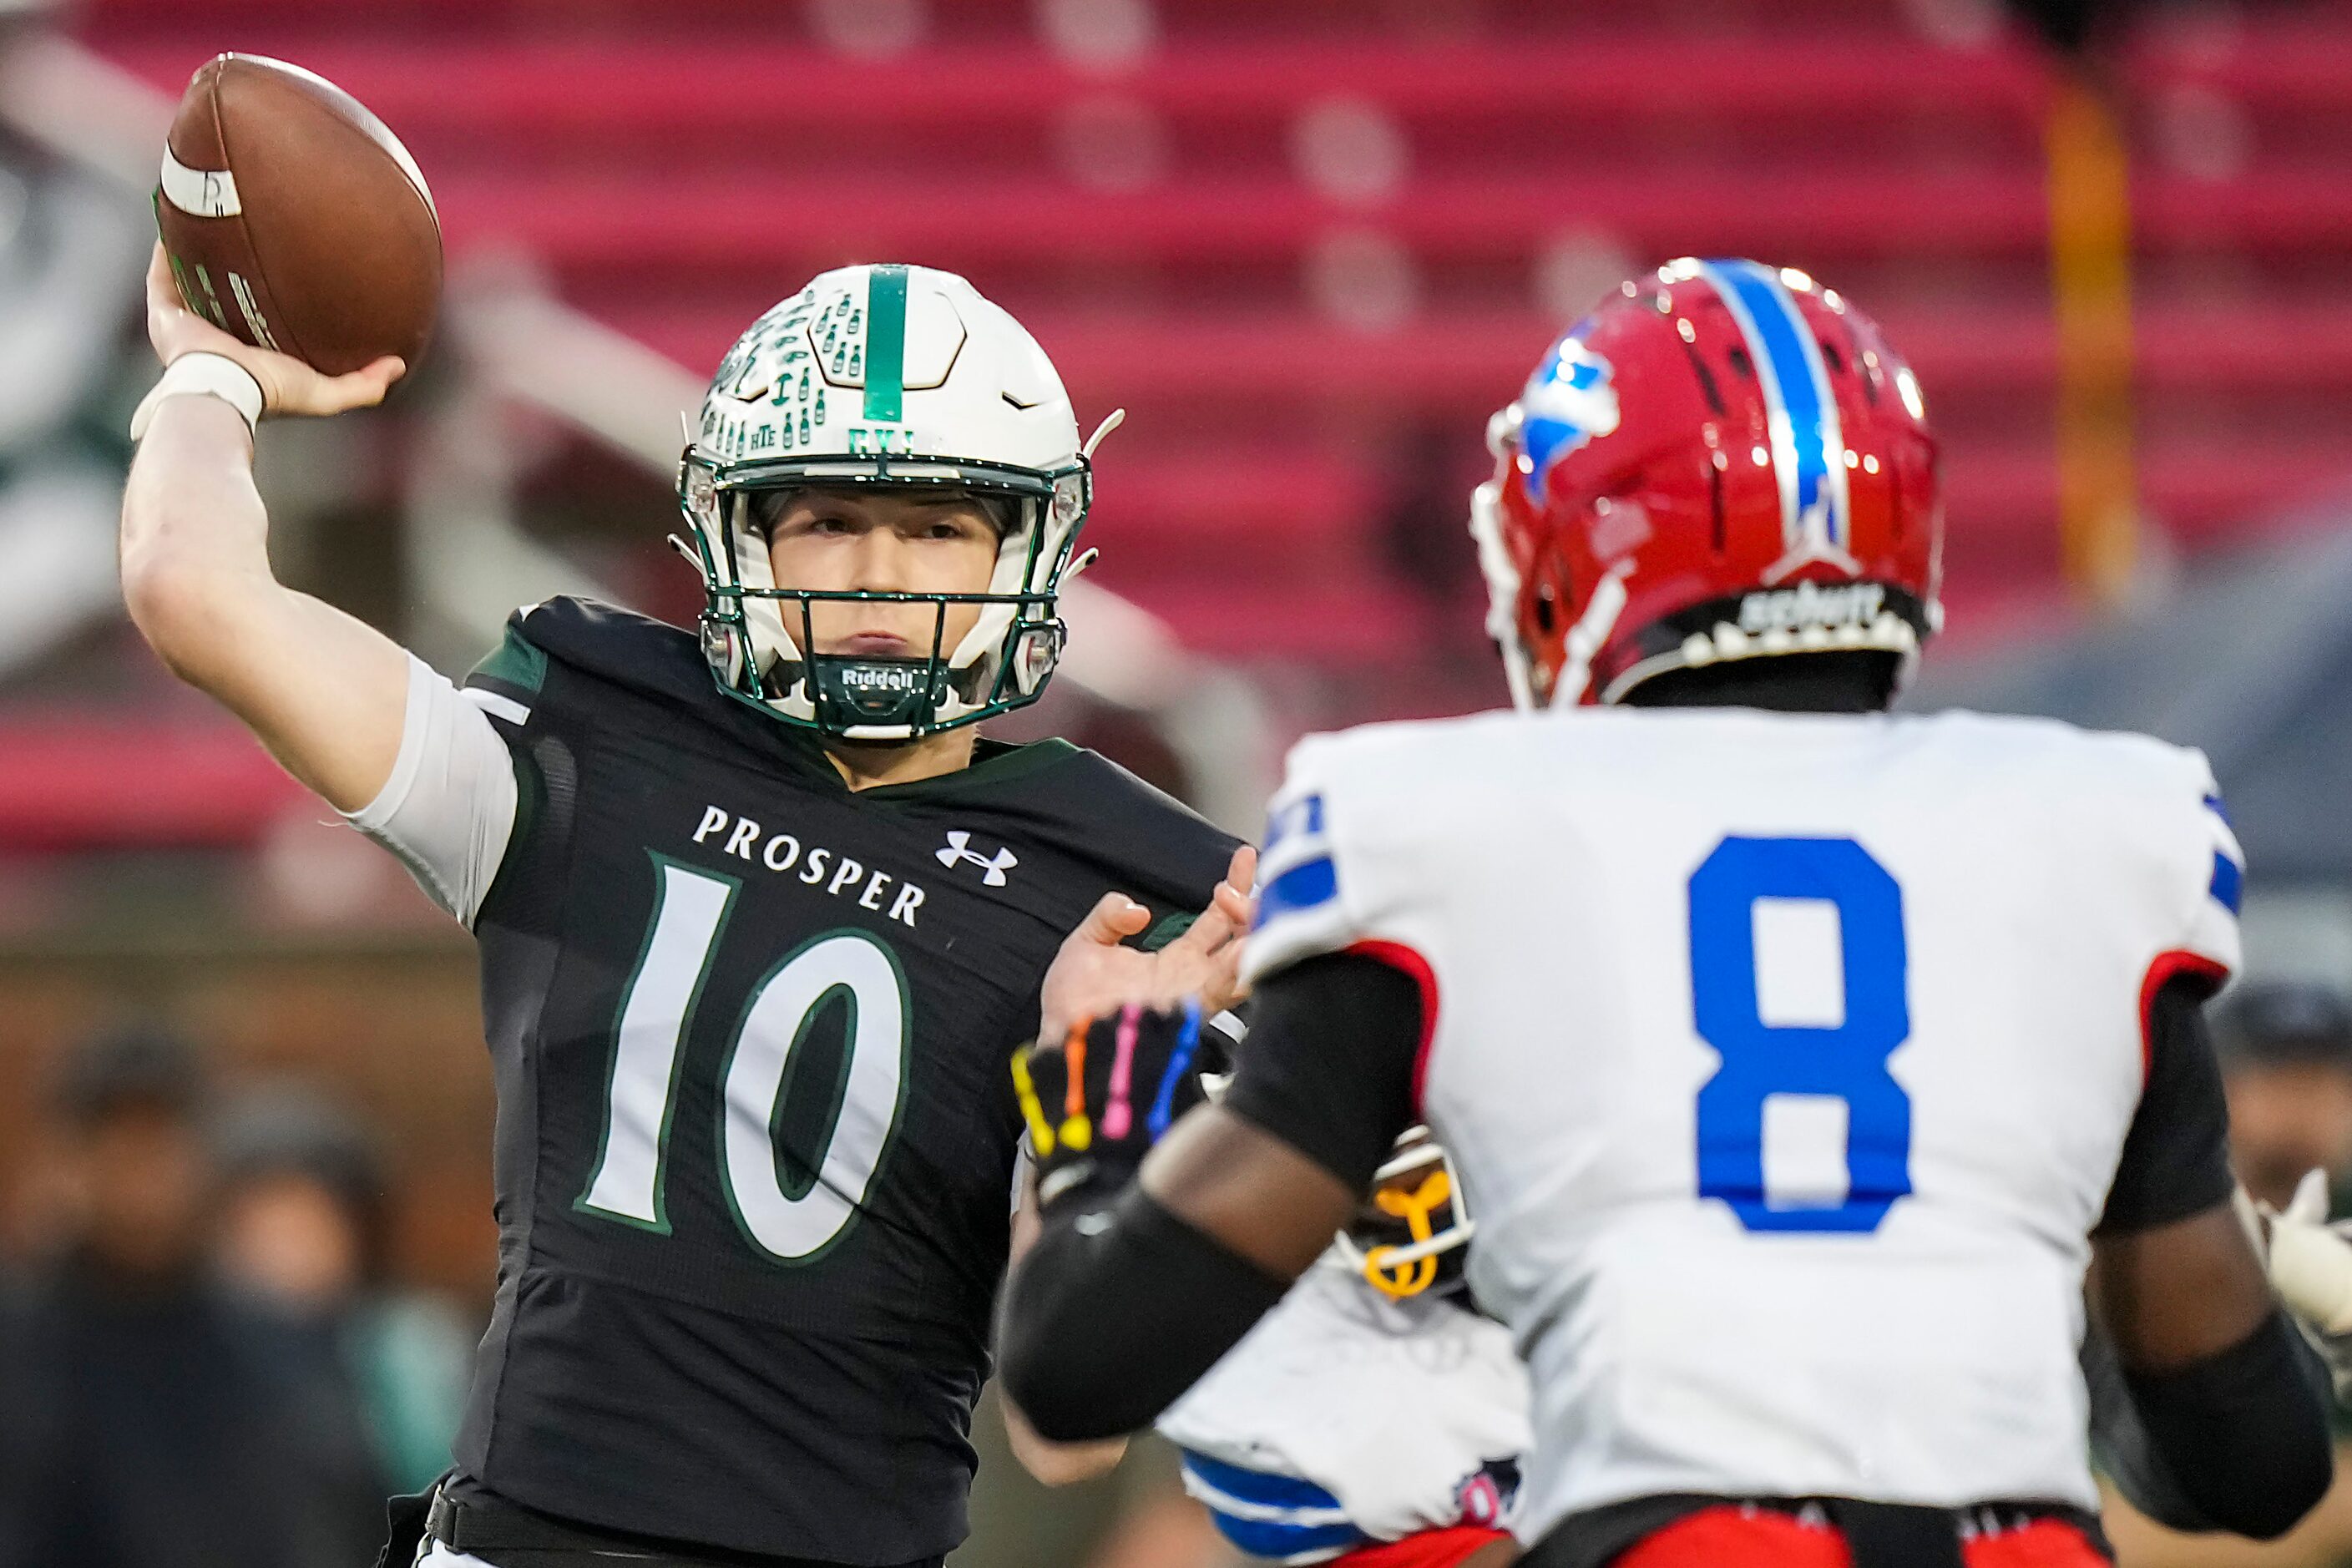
[{"xmin": 130, "ymin": 352, "xmax": 266, "ymax": 441}]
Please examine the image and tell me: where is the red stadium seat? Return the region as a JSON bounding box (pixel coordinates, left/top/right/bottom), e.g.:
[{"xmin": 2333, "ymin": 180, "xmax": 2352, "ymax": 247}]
[{"xmin": 75, "ymin": 0, "xmax": 2352, "ymax": 689}]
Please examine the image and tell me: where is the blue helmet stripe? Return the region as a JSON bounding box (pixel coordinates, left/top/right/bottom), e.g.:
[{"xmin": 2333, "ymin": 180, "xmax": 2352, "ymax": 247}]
[{"xmin": 1698, "ymin": 260, "xmax": 1849, "ymax": 553}]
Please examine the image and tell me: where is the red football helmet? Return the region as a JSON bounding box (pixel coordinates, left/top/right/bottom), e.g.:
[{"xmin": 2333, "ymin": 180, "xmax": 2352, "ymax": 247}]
[{"xmin": 1472, "ymin": 258, "xmax": 1942, "ymax": 708}]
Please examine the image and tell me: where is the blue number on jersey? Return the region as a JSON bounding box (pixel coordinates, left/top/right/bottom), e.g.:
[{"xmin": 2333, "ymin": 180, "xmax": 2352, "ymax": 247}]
[{"xmin": 1688, "ymin": 836, "xmax": 1912, "ymax": 1232}]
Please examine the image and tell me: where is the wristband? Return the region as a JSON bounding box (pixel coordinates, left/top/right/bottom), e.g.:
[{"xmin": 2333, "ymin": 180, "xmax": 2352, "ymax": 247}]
[{"xmin": 130, "ymin": 352, "xmax": 266, "ymax": 441}]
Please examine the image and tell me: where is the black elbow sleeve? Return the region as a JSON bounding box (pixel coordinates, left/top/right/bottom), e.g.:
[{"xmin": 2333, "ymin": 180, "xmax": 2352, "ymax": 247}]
[
  {"xmin": 2122, "ymin": 1310, "xmax": 2334, "ymax": 1540},
  {"xmin": 1001, "ymin": 1188, "xmax": 1287, "ymax": 1443}
]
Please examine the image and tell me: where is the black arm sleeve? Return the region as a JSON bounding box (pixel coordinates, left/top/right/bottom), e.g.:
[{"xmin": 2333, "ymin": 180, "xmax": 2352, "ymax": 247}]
[
  {"xmin": 2094, "ymin": 1309, "xmax": 2334, "ymax": 1540},
  {"xmin": 2085, "ymin": 1326, "xmax": 2223, "ymax": 1534},
  {"xmin": 1220, "ymin": 951, "xmax": 1425, "ymax": 1193},
  {"xmin": 1000, "ymin": 1186, "xmax": 1289, "ymax": 1442},
  {"xmin": 2097, "ymin": 974, "xmax": 2236, "ymax": 1235}
]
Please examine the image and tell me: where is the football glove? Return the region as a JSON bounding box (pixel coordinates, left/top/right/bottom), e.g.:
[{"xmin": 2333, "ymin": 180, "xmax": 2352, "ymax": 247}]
[
  {"xmin": 1014, "ymin": 1001, "xmax": 1210, "ymax": 1214},
  {"xmin": 2261, "ymin": 1169, "xmax": 2352, "ymax": 1397}
]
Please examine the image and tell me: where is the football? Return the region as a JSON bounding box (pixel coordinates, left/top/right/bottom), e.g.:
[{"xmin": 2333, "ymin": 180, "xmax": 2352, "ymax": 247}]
[{"xmin": 156, "ymin": 53, "xmax": 441, "ymax": 378}]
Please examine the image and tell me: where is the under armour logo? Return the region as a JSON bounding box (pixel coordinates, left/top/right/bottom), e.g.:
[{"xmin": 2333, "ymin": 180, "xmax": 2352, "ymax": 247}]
[{"xmin": 937, "ymin": 831, "xmax": 1018, "ymax": 888}]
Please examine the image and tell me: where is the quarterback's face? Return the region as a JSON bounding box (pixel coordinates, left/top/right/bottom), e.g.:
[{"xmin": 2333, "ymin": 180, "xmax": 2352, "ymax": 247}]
[{"xmin": 759, "ymin": 489, "xmax": 1002, "ymax": 660}]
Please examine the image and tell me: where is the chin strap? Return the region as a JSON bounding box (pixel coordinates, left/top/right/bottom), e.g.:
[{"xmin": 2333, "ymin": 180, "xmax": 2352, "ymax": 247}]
[
  {"xmin": 1469, "ymin": 479, "xmax": 1540, "ymax": 711},
  {"xmin": 1552, "ymin": 560, "xmax": 1636, "ymax": 708}
]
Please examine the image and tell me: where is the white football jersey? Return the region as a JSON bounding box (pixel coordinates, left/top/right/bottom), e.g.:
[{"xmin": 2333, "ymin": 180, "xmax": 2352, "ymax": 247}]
[
  {"xmin": 1158, "ymin": 1252, "xmax": 1530, "ymax": 1562},
  {"xmin": 1241, "ymin": 706, "xmax": 2242, "ymax": 1544}
]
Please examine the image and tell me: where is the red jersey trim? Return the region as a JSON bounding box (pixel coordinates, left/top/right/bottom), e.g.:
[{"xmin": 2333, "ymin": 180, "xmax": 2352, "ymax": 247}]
[
  {"xmin": 1347, "ymin": 938, "xmax": 1440, "ymax": 1115},
  {"xmin": 1330, "ymin": 1525, "xmax": 1512, "ymax": 1568},
  {"xmin": 2139, "ymin": 949, "xmax": 2229, "ymax": 1080}
]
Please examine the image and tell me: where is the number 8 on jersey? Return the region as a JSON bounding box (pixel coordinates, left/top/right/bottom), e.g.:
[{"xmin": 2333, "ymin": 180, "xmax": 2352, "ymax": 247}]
[{"xmin": 1689, "ymin": 836, "xmax": 1912, "ymax": 1233}]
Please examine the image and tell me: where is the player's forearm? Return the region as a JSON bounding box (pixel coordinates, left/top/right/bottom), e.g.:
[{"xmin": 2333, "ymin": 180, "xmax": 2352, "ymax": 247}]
[
  {"xmin": 2107, "ymin": 1309, "xmax": 2333, "ymax": 1540},
  {"xmin": 1003, "ymin": 1185, "xmax": 1288, "ymax": 1441},
  {"xmin": 119, "ymin": 394, "xmax": 278, "ymax": 678},
  {"xmin": 1000, "ymin": 1399, "xmax": 1127, "ymax": 1485},
  {"xmin": 2104, "ymin": 1461, "xmax": 2352, "ymax": 1568},
  {"xmin": 1002, "ymin": 1188, "xmax": 1133, "ymax": 1482},
  {"xmin": 120, "ymin": 395, "xmax": 410, "ymax": 811}
]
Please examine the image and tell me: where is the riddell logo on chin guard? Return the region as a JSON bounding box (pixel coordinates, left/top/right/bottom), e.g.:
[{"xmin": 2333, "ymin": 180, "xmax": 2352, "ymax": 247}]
[{"xmin": 841, "ymin": 664, "xmax": 923, "ymax": 694}]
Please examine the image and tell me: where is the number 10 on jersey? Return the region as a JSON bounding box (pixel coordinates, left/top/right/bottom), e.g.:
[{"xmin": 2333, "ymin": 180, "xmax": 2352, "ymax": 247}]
[
  {"xmin": 1688, "ymin": 836, "xmax": 1913, "ymax": 1233},
  {"xmin": 579, "ymin": 857, "xmax": 911, "ymax": 1264}
]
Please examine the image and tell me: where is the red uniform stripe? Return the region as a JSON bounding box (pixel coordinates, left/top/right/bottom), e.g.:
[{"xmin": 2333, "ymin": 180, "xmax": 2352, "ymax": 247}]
[
  {"xmin": 2138, "ymin": 948, "xmax": 2228, "ymax": 1080},
  {"xmin": 1348, "ymin": 938, "xmax": 1441, "ymax": 1115},
  {"xmin": 1329, "ymin": 1525, "xmax": 1512, "ymax": 1568}
]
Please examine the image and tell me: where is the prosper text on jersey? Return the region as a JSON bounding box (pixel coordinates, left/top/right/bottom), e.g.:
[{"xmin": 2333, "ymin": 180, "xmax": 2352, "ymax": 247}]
[{"xmin": 691, "ymin": 805, "xmax": 928, "ymax": 928}]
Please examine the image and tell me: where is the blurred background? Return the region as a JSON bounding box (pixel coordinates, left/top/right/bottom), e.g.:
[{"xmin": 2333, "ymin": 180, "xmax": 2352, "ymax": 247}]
[{"xmin": 2, "ymin": 0, "xmax": 2351, "ymax": 1563}]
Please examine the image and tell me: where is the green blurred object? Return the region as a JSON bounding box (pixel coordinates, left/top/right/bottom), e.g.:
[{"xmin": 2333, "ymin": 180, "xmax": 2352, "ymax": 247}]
[{"xmin": 351, "ymin": 1293, "xmax": 476, "ymax": 1491}]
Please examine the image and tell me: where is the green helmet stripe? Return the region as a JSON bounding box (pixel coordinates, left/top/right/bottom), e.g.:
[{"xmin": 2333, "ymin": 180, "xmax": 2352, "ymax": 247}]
[{"xmin": 862, "ymin": 265, "xmax": 908, "ymax": 422}]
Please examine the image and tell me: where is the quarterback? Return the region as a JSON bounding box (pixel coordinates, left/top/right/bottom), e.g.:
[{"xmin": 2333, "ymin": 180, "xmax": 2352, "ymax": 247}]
[
  {"xmin": 119, "ymin": 249, "xmax": 1251, "ymax": 1568},
  {"xmin": 1001, "ymin": 260, "xmax": 2334, "ymax": 1567}
]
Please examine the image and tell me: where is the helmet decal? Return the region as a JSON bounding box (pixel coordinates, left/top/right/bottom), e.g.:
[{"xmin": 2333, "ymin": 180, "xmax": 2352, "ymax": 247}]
[
  {"xmin": 1693, "ymin": 259, "xmax": 1858, "ymax": 578},
  {"xmin": 862, "ymin": 263, "xmax": 908, "ymax": 422},
  {"xmin": 1520, "ymin": 332, "xmax": 1621, "ymax": 508}
]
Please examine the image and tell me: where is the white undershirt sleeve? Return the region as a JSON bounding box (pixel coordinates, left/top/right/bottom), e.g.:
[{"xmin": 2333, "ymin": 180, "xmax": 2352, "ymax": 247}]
[{"xmin": 343, "ymin": 654, "xmax": 521, "ymax": 928}]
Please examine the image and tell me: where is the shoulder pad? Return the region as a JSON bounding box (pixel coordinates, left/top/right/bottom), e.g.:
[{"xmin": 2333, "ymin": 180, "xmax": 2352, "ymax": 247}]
[
  {"xmin": 479, "ymin": 596, "xmax": 714, "ymax": 712},
  {"xmin": 468, "ymin": 605, "xmax": 551, "ymax": 699},
  {"xmin": 1002, "ymin": 746, "xmax": 1242, "ymax": 908}
]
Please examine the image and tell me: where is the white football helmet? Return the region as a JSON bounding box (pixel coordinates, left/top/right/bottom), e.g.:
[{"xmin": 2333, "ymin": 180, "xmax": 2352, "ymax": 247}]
[{"xmin": 676, "ymin": 263, "xmax": 1107, "ymax": 739}]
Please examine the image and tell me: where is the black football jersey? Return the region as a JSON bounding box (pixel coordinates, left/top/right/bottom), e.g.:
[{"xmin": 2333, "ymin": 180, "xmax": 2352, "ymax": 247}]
[{"xmin": 444, "ymin": 599, "xmax": 1239, "ymax": 1564}]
